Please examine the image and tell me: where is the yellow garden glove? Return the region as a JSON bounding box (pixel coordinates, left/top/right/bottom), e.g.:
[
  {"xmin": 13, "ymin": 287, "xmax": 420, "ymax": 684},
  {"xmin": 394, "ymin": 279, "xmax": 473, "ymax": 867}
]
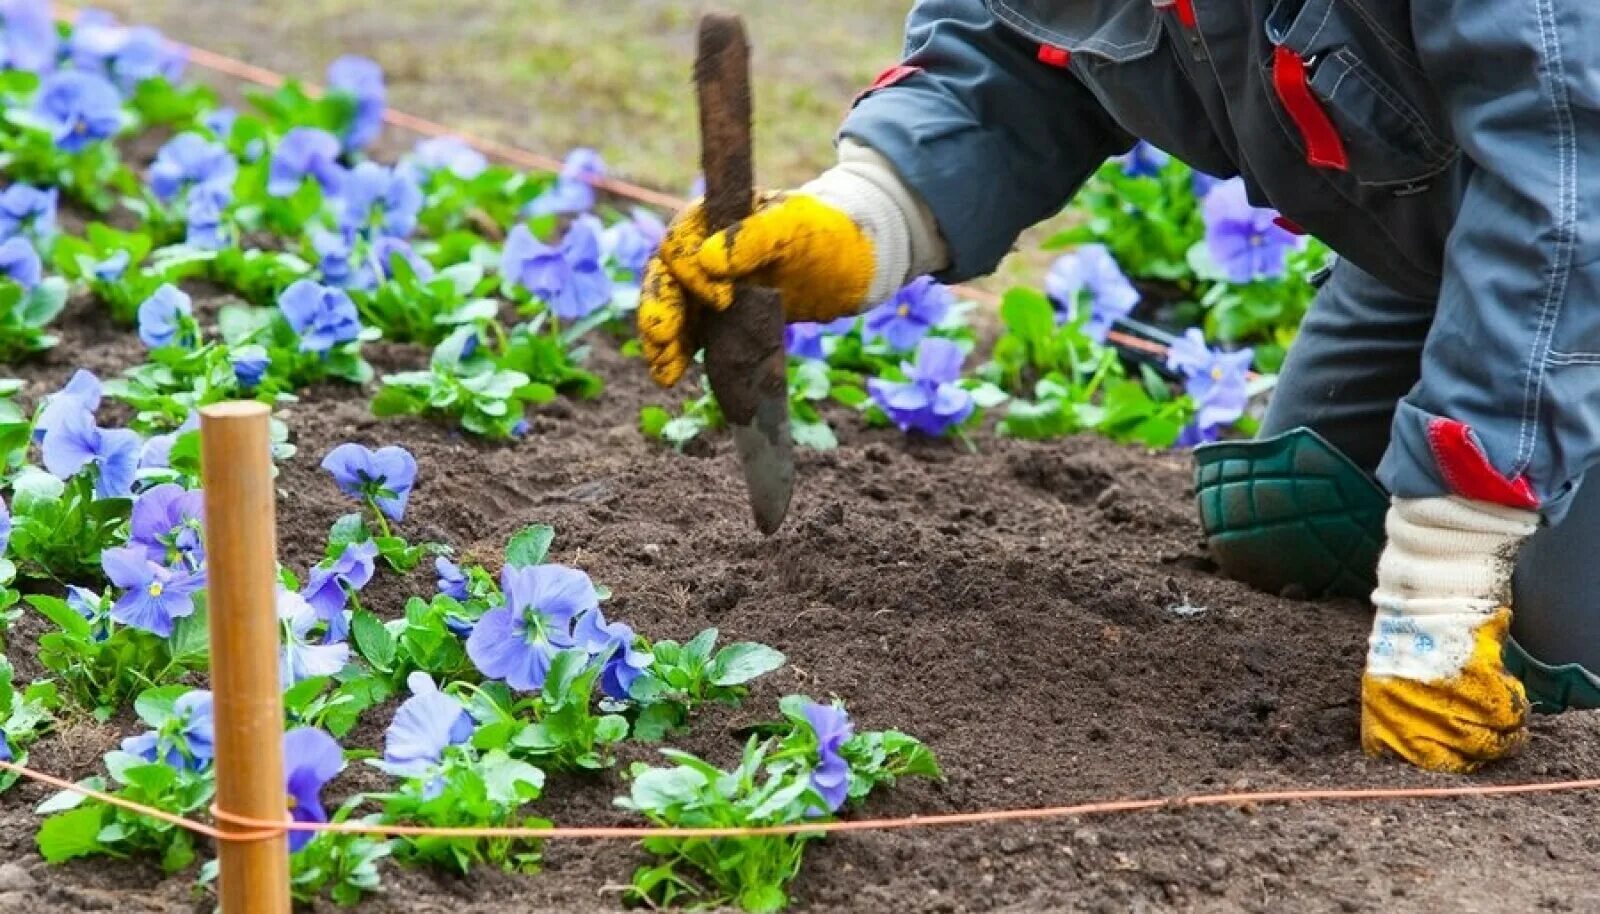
[{"xmin": 1360, "ymin": 496, "xmax": 1538, "ymax": 773}]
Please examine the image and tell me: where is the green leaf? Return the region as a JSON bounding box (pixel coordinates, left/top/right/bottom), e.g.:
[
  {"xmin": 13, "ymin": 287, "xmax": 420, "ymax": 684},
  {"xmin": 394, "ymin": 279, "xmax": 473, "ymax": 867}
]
[
  {"xmin": 351, "ymin": 609, "xmax": 397, "ymax": 673},
  {"xmin": 629, "ymin": 766, "xmax": 707, "ymax": 812},
  {"xmin": 27, "ymin": 595, "xmax": 92, "ymax": 638},
  {"xmin": 38, "ymin": 805, "xmax": 106, "ymax": 863},
  {"xmin": 683, "ymin": 628, "xmax": 718, "ymax": 668},
  {"xmin": 999, "ymin": 288, "xmax": 1056, "ymax": 343},
  {"xmin": 505, "ymin": 524, "xmax": 555, "ymax": 569},
  {"xmin": 706, "ymin": 643, "xmax": 785, "ymax": 687},
  {"xmin": 133, "ymin": 685, "xmax": 190, "ymax": 729},
  {"xmin": 638, "ymin": 405, "xmax": 670, "ymax": 438}
]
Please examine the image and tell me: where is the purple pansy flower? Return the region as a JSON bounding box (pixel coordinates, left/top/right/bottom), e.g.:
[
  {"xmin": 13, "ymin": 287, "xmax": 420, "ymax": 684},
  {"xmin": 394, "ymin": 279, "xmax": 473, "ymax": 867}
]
[
  {"xmin": 0, "ymin": 237, "xmax": 40, "ymax": 290},
  {"xmin": 527, "ymin": 147, "xmax": 605, "ymax": 216},
  {"xmin": 466, "ymin": 563, "xmax": 596, "ymax": 692},
  {"xmin": 137, "ymin": 284, "xmax": 193, "ymax": 349},
  {"xmin": 33, "ymin": 370, "xmax": 102, "ymax": 443},
  {"xmin": 1191, "ymin": 170, "xmax": 1223, "ymax": 199},
  {"xmin": 202, "ymin": 106, "xmax": 236, "ymax": 140},
  {"xmin": 129, "ymin": 483, "xmax": 205, "ymax": 570},
  {"xmin": 1118, "ymin": 141, "xmax": 1170, "ymax": 179},
  {"xmin": 103, "ymin": 546, "xmax": 204, "ymax": 637},
  {"xmin": 268, "ymin": 127, "xmax": 344, "ymax": 197},
  {"xmin": 1202, "ymin": 178, "xmax": 1300, "ymax": 283},
  {"xmin": 80, "ymin": 21, "xmax": 185, "ymax": 93},
  {"xmin": 282, "ymin": 727, "xmax": 343, "ymax": 853},
  {"xmin": 121, "ymin": 690, "xmax": 214, "ymax": 771},
  {"xmin": 573, "ymin": 607, "xmax": 651, "ymax": 701},
  {"xmin": 327, "ymin": 55, "xmax": 385, "ymax": 152},
  {"xmin": 380, "ymin": 672, "xmax": 473, "ymax": 779},
  {"xmin": 0, "ymin": 493, "xmax": 10, "ymax": 558},
  {"xmin": 185, "ymin": 181, "xmax": 232, "ymax": 250},
  {"xmin": 41, "ymin": 404, "xmax": 140, "ymax": 499},
  {"xmin": 301, "ymin": 539, "xmax": 378, "ymax": 643},
  {"xmin": 1045, "ymin": 244, "xmax": 1140, "ymax": 343},
  {"xmin": 33, "ymin": 70, "xmax": 123, "ymax": 152},
  {"xmin": 337, "ymin": 161, "xmax": 422, "ymax": 239},
  {"xmin": 405, "ymin": 135, "xmax": 487, "ymax": 180},
  {"xmin": 138, "ymin": 412, "xmax": 198, "ymax": 470},
  {"xmin": 601, "ymin": 208, "xmax": 666, "ymax": 280},
  {"xmin": 864, "ymin": 276, "xmax": 951, "ymax": 351},
  {"xmin": 94, "ymin": 249, "xmax": 129, "ymax": 282},
  {"xmin": 867, "ymin": 338, "xmax": 975, "ymax": 437},
  {"xmin": 501, "ymin": 217, "xmax": 612, "ymax": 320},
  {"xmin": 279, "ymin": 590, "xmax": 351, "ymax": 686},
  {"xmin": 801, "ymin": 701, "xmax": 852, "ymax": 814},
  {"xmin": 1166, "ymin": 328, "xmax": 1254, "ymax": 437},
  {"xmin": 309, "ymin": 227, "xmax": 372, "ymax": 291},
  {"xmin": 230, "ymin": 347, "xmax": 270, "ymax": 389},
  {"xmin": 784, "ymin": 322, "xmax": 830, "ymax": 361},
  {"xmin": 0, "ymin": 183, "xmax": 57, "ymax": 242},
  {"xmin": 435, "ymin": 557, "xmax": 469, "ymax": 601},
  {"xmin": 149, "ymin": 133, "xmax": 236, "ymax": 204},
  {"xmin": 0, "ymin": 0, "xmax": 57, "ymax": 73},
  {"xmin": 278, "ymin": 279, "xmax": 361, "ymax": 354},
  {"xmin": 369, "ymin": 236, "xmax": 433, "ymax": 283},
  {"xmin": 321, "ymin": 443, "xmax": 417, "ymax": 522}
]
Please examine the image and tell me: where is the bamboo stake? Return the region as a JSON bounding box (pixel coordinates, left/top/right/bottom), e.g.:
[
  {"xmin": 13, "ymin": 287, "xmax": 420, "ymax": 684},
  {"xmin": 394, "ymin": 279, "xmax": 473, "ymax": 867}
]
[{"xmin": 200, "ymin": 402, "xmax": 291, "ymax": 914}]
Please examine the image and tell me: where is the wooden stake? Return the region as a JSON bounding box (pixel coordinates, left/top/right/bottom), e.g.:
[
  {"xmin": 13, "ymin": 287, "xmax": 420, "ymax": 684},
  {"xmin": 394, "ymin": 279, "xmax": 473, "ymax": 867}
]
[{"xmin": 200, "ymin": 402, "xmax": 291, "ymax": 914}]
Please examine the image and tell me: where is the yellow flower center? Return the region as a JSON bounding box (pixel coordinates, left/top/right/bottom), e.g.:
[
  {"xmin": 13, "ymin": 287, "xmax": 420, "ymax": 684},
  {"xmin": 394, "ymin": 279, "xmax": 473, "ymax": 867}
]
[
  {"xmin": 1210, "ymin": 366, "xmax": 1225, "ymax": 381},
  {"xmin": 147, "ymin": 582, "xmax": 165, "ymax": 597},
  {"xmin": 285, "ymin": 793, "xmax": 298, "ymax": 810},
  {"xmin": 73, "ymin": 121, "xmax": 87, "ymax": 135},
  {"xmin": 896, "ymin": 304, "xmax": 910, "ymax": 318},
  {"xmin": 1249, "ymin": 233, "xmax": 1263, "ymax": 246}
]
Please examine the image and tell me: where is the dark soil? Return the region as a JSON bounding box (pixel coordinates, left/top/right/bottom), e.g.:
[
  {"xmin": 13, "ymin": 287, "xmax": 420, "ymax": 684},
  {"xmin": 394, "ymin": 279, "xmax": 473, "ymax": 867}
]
[{"xmin": 5, "ymin": 279, "xmax": 1600, "ymax": 914}]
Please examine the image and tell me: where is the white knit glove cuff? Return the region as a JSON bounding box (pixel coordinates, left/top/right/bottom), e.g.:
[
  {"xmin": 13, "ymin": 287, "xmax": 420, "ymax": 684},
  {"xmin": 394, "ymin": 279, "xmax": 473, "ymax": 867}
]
[
  {"xmin": 800, "ymin": 139, "xmax": 950, "ymax": 309},
  {"xmin": 1366, "ymin": 496, "xmax": 1537, "ymax": 680}
]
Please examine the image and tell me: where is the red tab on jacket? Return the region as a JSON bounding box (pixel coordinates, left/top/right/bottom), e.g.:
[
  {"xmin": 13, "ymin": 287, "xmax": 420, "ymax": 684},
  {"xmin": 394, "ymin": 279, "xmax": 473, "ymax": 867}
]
[
  {"xmin": 1426, "ymin": 418, "xmax": 1540, "ymax": 510},
  {"xmin": 853, "ymin": 64, "xmax": 922, "ymax": 105},
  {"xmin": 1271, "ymin": 45, "xmax": 1348, "ymax": 171},
  {"xmin": 1037, "ymin": 44, "xmax": 1071, "ymax": 68},
  {"xmin": 1173, "ymin": 0, "xmax": 1197, "ymax": 28},
  {"xmin": 1272, "ymin": 215, "xmax": 1306, "ymax": 235}
]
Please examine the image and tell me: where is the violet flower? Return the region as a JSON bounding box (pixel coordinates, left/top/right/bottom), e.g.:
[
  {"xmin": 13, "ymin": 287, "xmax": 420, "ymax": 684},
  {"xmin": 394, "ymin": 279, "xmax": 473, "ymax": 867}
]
[
  {"xmin": 278, "ymin": 279, "xmax": 361, "ymax": 354},
  {"xmin": 1165, "ymin": 328, "xmax": 1254, "ymax": 436},
  {"xmin": 301, "ymin": 539, "xmax": 378, "ymax": 643},
  {"xmin": 310, "ymin": 227, "xmax": 373, "ymax": 291},
  {"xmin": 93, "ymin": 249, "xmax": 129, "ymax": 282},
  {"xmin": 41, "ymin": 404, "xmax": 139, "ymax": 498},
  {"xmin": 337, "ymin": 161, "xmax": 422, "ymax": 239},
  {"xmin": 282, "ymin": 727, "xmax": 343, "ymax": 852},
  {"xmin": 1118, "ymin": 141, "xmax": 1169, "ymax": 178},
  {"xmin": 327, "ymin": 55, "xmax": 385, "ymax": 152},
  {"xmin": 785, "ymin": 322, "xmax": 830, "ymax": 361},
  {"xmin": 801, "ymin": 701, "xmax": 852, "ymax": 813},
  {"xmin": 501, "ymin": 218, "xmax": 612, "ymax": 320},
  {"xmin": 184, "ymin": 181, "xmax": 231, "ymax": 250},
  {"xmin": 1191, "ymin": 170, "xmax": 1223, "ymax": 199},
  {"xmin": 103, "ymin": 546, "xmax": 204, "ymax": 637},
  {"xmin": 573, "ymin": 607, "xmax": 651, "ymax": 701},
  {"xmin": 33, "ymin": 70, "xmax": 123, "ymax": 152},
  {"xmin": 1045, "ymin": 244, "xmax": 1140, "ymax": 343},
  {"xmin": 230, "ymin": 347, "xmax": 270, "ymax": 389},
  {"xmin": 148, "ymin": 133, "xmax": 236, "ymax": 203},
  {"xmin": 527, "ymin": 147, "xmax": 605, "ymax": 216},
  {"xmin": 864, "ymin": 276, "xmax": 950, "ymax": 351},
  {"xmin": 0, "ymin": 0, "xmax": 57, "ymax": 74},
  {"xmin": 121, "ymin": 690, "xmax": 214, "ymax": 770},
  {"xmin": 435, "ymin": 556, "xmax": 468, "ymax": 601},
  {"xmin": 466, "ymin": 563, "xmax": 596, "ymax": 691},
  {"xmin": 369, "ymin": 236, "xmax": 433, "ymax": 283},
  {"xmin": 279, "ymin": 590, "xmax": 351, "ymax": 686},
  {"xmin": 137, "ymin": 284, "xmax": 194, "ymax": 349},
  {"xmin": 0, "ymin": 183, "xmax": 57, "ymax": 243},
  {"xmin": 406, "ymin": 135, "xmax": 487, "ymax": 180},
  {"xmin": 601, "ymin": 208, "xmax": 666, "ymax": 280},
  {"xmin": 268, "ymin": 127, "xmax": 344, "ymax": 197},
  {"xmin": 1202, "ymin": 178, "xmax": 1299, "ymax": 283},
  {"xmin": 379, "ymin": 672, "xmax": 473, "ymax": 779},
  {"xmin": 138, "ymin": 412, "xmax": 198, "ymax": 470},
  {"xmin": 0, "ymin": 237, "xmax": 40, "ymax": 290},
  {"xmin": 867, "ymin": 337, "xmax": 975, "ymax": 437},
  {"xmin": 0, "ymin": 493, "xmax": 8, "ymax": 557},
  {"xmin": 33, "ymin": 370, "xmax": 102, "ymax": 443},
  {"xmin": 128, "ymin": 483, "xmax": 205, "ymax": 570},
  {"xmin": 321, "ymin": 443, "xmax": 417, "ymax": 522}
]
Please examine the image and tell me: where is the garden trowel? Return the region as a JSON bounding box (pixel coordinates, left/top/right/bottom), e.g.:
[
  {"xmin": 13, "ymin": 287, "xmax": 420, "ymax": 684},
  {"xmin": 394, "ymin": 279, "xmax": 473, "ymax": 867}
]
[{"xmin": 693, "ymin": 11, "xmax": 794, "ymax": 535}]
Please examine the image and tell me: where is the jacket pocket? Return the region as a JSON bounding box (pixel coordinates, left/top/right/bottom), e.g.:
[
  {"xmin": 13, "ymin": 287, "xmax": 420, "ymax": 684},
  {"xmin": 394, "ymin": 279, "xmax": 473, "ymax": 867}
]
[
  {"xmin": 1264, "ymin": 0, "xmax": 1457, "ymax": 189},
  {"xmin": 987, "ymin": 0, "xmax": 1162, "ymax": 63}
]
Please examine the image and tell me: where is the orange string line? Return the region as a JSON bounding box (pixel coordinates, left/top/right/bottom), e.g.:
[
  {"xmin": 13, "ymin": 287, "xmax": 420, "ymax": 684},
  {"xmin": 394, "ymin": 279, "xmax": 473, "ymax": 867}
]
[{"xmin": 6, "ymin": 760, "xmax": 1599, "ymax": 844}]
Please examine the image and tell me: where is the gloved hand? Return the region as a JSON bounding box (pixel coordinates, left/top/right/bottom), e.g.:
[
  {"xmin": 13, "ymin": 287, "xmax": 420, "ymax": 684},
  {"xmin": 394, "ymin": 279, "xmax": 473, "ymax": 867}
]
[
  {"xmin": 638, "ymin": 139, "xmax": 948, "ymax": 387},
  {"xmin": 638, "ymin": 192, "xmax": 877, "ymax": 386},
  {"xmin": 1360, "ymin": 495, "xmax": 1538, "ymax": 772}
]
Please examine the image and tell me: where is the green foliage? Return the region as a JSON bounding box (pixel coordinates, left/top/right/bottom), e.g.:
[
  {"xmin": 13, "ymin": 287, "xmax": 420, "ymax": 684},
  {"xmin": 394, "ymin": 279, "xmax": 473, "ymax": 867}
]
[
  {"xmin": 287, "ymin": 831, "xmax": 394, "ymax": 907},
  {"xmin": 0, "ymin": 657, "xmax": 57, "ymax": 790},
  {"xmin": 466, "ymin": 650, "xmax": 628, "ymax": 773},
  {"xmin": 29, "ymin": 590, "xmax": 209, "ymax": 719},
  {"xmin": 369, "ymin": 748, "xmax": 547, "ymax": 875},
  {"xmin": 415, "ymin": 165, "xmax": 552, "ymax": 238},
  {"xmin": 629, "ymin": 628, "xmax": 785, "ymax": 742},
  {"xmin": 0, "ymin": 118, "xmax": 134, "ymax": 212},
  {"xmin": 353, "ymin": 256, "xmax": 497, "ymax": 345},
  {"xmin": 0, "ymin": 276, "xmax": 67, "ymax": 360},
  {"xmin": 217, "ymin": 300, "xmax": 374, "ymax": 389},
  {"xmin": 1048, "ymin": 155, "xmax": 1205, "ymax": 283},
  {"xmin": 282, "ymin": 673, "xmax": 392, "ymax": 741},
  {"xmin": 350, "ymin": 597, "xmax": 476, "ymax": 689},
  {"xmin": 52, "ymin": 224, "xmax": 206, "ymax": 325},
  {"xmin": 104, "ymin": 342, "xmax": 265, "ymax": 432},
  {"xmin": 374, "ymin": 327, "xmax": 552, "ymax": 439},
  {"xmin": 5, "ymin": 470, "xmax": 130, "ymax": 584},
  {"xmin": 36, "ymin": 751, "xmax": 214, "ymax": 872}
]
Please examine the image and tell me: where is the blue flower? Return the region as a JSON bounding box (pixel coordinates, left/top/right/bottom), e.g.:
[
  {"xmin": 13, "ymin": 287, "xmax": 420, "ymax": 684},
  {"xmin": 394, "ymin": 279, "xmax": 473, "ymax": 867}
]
[
  {"xmin": 0, "ymin": 0, "xmax": 58, "ymax": 73},
  {"xmin": 785, "ymin": 323, "xmax": 829, "ymax": 361},
  {"xmin": 230, "ymin": 346, "xmax": 270, "ymax": 389},
  {"xmin": 0, "ymin": 184, "xmax": 57, "ymax": 243},
  {"xmin": 33, "ymin": 70, "xmax": 123, "ymax": 152},
  {"xmin": 278, "ymin": 279, "xmax": 361, "ymax": 354},
  {"xmin": 435, "ymin": 556, "xmax": 469, "ymax": 601},
  {"xmin": 405, "ymin": 135, "xmax": 487, "ymax": 180},
  {"xmin": 0, "ymin": 493, "xmax": 10, "ymax": 558},
  {"xmin": 93, "ymin": 249, "xmax": 129, "ymax": 282},
  {"xmin": 867, "ymin": 338, "xmax": 975, "ymax": 437},
  {"xmin": 309, "ymin": 227, "xmax": 372, "ymax": 291},
  {"xmin": 601, "ymin": 208, "xmax": 666, "ymax": 280},
  {"xmin": 466, "ymin": 563, "xmax": 596, "ymax": 691},
  {"xmin": 72, "ymin": 15, "xmax": 184, "ymax": 93},
  {"xmin": 279, "ymin": 590, "xmax": 351, "ymax": 686},
  {"xmin": 149, "ymin": 133, "xmax": 236, "ymax": 204},
  {"xmin": 0, "ymin": 236, "xmax": 41, "ymax": 290},
  {"xmin": 184, "ymin": 181, "xmax": 231, "ymax": 250},
  {"xmin": 337, "ymin": 161, "xmax": 421, "ymax": 239},
  {"xmin": 138, "ymin": 412, "xmax": 198, "ymax": 470},
  {"xmin": 1045, "ymin": 244, "xmax": 1140, "ymax": 343},
  {"xmin": 40, "ymin": 404, "xmax": 139, "ymax": 499},
  {"xmin": 202, "ymin": 106, "xmax": 236, "ymax": 140},
  {"xmin": 33, "ymin": 370, "xmax": 102, "ymax": 443},
  {"xmin": 137, "ymin": 284, "xmax": 194, "ymax": 349},
  {"xmin": 527, "ymin": 148, "xmax": 605, "ymax": 216},
  {"xmin": 121, "ymin": 690, "xmax": 214, "ymax": 770},
  {"xmin": 282, "ymin": 727, "xmax": 343, "ymax": 853},
  {"xmin": 103, "ymin": 546, "xmax": 204, "ymax": 637},
  {"xmin": 800, "ymin": 701, "xmax": 852, "ymax": 813},
  {"xmin": 573, "ymin": 608, "xmax": 651, "ymax": 701},
  {"xmin": 863, "ymin": 277, "xmax": 950, "ymax": 352},
  {"xmin": 1118, "ymin": 141, "xmax": 1169, "ymax": 178},
  {"xmin": 368, "ymin": 235, "xmax": 433, "ymax": 283},
  {"xmin": 1190, "ymin": 170, "xmax": 1223, "ymax": 199},
  {"xmin": 128, "ymin": 483, "xmax": 204, "ymax": 570},
  {"xmin": 301, "ymin": 539, "xmax": 378, "ymax": 643},
  {"xmin": 268, "ymin": 127, "xmax": 344, "ymax": 197},
  {"xmin": 327, "ymin": 55, "xmax": 385, "ymax": 152},
  {"xmin": 1165, "ymin": 328, "xmax": 1254, "ymax": 436},
  {"xmin": 502, "ymin": 217, "xmax": 612, "ymax": 320},
  {"xmin": 379, "ymin": 672, "xmax": 473, "ymax": 780},
  {"xmin": 321, "ymin": 443, "xmax": 417, "ymax": 522},
  {"xmin": 1202, "ymin": 178, "xmax": 1299, "ymax": 283}
]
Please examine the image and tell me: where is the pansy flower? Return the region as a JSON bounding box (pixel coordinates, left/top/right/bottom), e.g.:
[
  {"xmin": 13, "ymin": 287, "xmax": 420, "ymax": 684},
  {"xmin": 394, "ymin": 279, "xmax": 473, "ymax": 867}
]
[
  {"xmin": 103, "ymin": 546, "xmax": 204, "ymax": 637},
  {"xmin": 801, "ymin": 701, "xmax": 852, "ymax": 813},
  {"xmin": 1045, "ymin": 244, "xmax": 1139, "ymax": 343},
  {"xmin": 282, "ymin": 727, "xmax": 343, "ymax": 852},
  {"xmin": 1202, "ymin": 178, "xmax": 1300, "ymax": 283},
  {"xmin": 466, "ymin": 563, "xmax": 596, "ymax": 691},
  {"xmin": 278, "ymin": 279, "xmax": 362, "ymax": 354},
  {"xmin": 321, "ymin": 443, "xmax": 417, "ymax": 522},
  {"xmin": 301, "ymin": 540, "xmax": 378, "ymax": 642},
  {"xmin": 136, "ymin": 284, "xmax": 195, "ymax": 349},
  {"xmin": 128, "ymin": 483, "xmax": 205, "ymax": 570},
  {"xmin": 501, "ymin": 217, "xmax": 612, "ymax": 320},
  {"xmin": 268, "ymin": 127, "xmax": 344, "ymax": 197},
  {"xmin": 40, "ymin": 404, "xmax": 140, "ymax": 498},
  {"xmin": 573, "ymin": 607, "xmax": 651, "ymax": 700},
  {"xmin": 327, "ymin": 55, "xmax": 385, "ymax": 152},
  {"xmin": 33, "ymin": 70, "xmax": 123, "ymax": 152},
  {"xmin": 279, "ymin": 590, "xmax": 351, "ymax": 686},
  {"xmin": 379, "ymin": 672, "xmax": 473, "ymax": 781},
  {"xmin": 864, "ymin": 276, "xmax": 950, "ymax": 352},
  {"xmin": 867, "ymin": 338, "xmax": 975, "ymax": 437}
]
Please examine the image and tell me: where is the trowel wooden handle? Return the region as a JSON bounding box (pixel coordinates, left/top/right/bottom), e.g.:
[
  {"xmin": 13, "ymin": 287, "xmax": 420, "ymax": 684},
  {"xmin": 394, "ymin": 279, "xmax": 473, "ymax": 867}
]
[{"xmin": 695, "ymin": 11, "xmax": 755, "ymax": 235}]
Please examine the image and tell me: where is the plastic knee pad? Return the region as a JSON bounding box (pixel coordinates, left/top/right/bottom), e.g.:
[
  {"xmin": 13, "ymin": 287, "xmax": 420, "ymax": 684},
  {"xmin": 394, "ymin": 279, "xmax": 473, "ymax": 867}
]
[
  {"xmin": 1503, "ymin": 638, "xmax": 1600, "ymax": 714},
  {"xmin": 1193, "ymin": 427, "xmax": 1387, "ymax": 600}
]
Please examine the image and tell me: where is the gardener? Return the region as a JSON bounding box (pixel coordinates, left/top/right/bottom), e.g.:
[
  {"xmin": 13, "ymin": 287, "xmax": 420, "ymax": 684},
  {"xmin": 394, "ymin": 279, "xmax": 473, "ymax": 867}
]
[{"xmin": 638, "ymin": 0, "xmax": 1600, "ymax": 773}]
